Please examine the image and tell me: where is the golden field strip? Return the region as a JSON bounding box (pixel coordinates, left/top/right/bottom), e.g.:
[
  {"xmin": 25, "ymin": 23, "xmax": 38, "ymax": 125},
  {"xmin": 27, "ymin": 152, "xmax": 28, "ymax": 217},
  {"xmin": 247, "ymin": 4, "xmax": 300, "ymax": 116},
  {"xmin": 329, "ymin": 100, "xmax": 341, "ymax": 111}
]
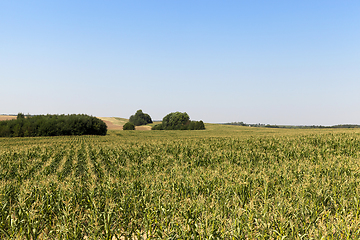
[{"xmin": 1, "ymin": 124, "xmax": 360, "ymax": 239}]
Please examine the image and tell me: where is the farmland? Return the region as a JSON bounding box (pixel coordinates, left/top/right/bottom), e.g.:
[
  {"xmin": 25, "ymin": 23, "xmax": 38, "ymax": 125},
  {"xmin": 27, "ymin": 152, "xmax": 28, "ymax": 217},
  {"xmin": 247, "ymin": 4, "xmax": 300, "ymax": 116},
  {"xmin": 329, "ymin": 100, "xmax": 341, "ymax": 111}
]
[{"xmin": 1, "ymin": 125, "xmax": 360, "ymax": 239}]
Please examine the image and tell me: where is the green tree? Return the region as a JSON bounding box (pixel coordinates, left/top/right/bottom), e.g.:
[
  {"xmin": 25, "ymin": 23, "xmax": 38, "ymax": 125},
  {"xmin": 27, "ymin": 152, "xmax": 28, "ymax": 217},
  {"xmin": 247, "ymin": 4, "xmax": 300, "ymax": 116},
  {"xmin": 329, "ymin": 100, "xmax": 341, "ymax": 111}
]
[
  {"xmin": 152, "ymin": 112, "xmax": 205, "ymax": 130},
  {"xmin": 17, "ymin": 113, "xmax": 25, "ymax": 119},
  {"xmin": 129, "ymin": 110, "xmax": 153, "ymax": 126},
  {"xmin": 162, "ymin": 112, "xmax": 190, "ymax": 130},
  {"xmin": 195, "ymin": 120, "xmax": 205, "ymax": 130}
]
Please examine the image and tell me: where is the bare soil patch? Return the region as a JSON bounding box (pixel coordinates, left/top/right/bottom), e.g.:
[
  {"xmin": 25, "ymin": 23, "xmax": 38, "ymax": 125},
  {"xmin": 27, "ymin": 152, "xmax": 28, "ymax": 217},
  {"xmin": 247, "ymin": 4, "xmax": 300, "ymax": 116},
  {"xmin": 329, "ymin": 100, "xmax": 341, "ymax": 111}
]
[{"xmin": 102, "ymin": 120, "xmax": 123, "ymax": 130}]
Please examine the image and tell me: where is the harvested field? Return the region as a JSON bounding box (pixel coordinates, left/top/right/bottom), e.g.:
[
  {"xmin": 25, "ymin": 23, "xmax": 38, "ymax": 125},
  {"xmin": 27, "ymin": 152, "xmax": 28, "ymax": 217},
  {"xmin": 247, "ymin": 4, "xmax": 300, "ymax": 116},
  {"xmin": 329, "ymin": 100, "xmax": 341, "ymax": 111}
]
[
  {"xmin": 102, "ymin": 120, "xmax": 123, "ymax": 130},
  {"xmin": 97, "ymin": 117, "xmax": 151, "ymax": 131},
  {"xmin": 0, "ymin": 116, "xmax": 16, "ymax": 121},
  {"xmin": 97, "ymin": 117, "xmax": 125, "ymax": 130}
]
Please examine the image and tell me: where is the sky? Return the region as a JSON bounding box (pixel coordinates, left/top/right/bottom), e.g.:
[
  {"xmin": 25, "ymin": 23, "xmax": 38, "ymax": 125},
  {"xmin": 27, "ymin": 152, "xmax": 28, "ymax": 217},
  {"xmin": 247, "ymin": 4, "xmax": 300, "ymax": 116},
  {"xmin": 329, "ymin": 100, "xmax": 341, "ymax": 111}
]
[{"xmin": 1, "ymin": 1, "xmax": 359, "ymax": 125}]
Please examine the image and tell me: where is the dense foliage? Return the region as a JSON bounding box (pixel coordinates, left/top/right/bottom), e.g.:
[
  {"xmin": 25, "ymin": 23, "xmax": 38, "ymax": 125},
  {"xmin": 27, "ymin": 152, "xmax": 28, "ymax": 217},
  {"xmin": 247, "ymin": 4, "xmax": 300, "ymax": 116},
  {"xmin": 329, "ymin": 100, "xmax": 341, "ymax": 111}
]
[
  {"xmin": 122, "ymin": 122, "xmax": 135, "ymax": 130},
  {"xmin": 0, "ymin": 114, "xmax": 107, "ymax": 137},
  {"xmin": 129, "ymin": 110, "xmax": 152, "ymax": 126},
  {"xmin": 1, "ymin": 130, "xmax": 360, "ymax": 238},
  {"xmin": 152, "ymin": 111, "xmax": 205, "ymax": 130}
]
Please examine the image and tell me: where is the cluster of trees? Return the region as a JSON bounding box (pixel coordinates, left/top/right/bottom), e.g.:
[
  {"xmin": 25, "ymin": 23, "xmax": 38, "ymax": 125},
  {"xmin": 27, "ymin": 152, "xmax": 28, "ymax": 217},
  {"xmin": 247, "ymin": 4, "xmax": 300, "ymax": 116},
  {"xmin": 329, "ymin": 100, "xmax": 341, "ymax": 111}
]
[
  {"xmin": 0, "ymin": 113, "xmax": 107, "ymax": 137},
  {"xmin": 124, "ymin": 110, "xmax": 205, "ymax": 131},
  {"xmin": 152, "ymin": 112, "xmax": 205, "ymax": 130},
  {"xmin": 123, "ymin": 109, "xmax": 152, "ymax": 131},
  {"xmin": 226, "ymin": 121, "xmax": 249, "ymax": 126},
  {"xmin": 129, "ymin": 110, "xmax": 152, "ymax": 126}
]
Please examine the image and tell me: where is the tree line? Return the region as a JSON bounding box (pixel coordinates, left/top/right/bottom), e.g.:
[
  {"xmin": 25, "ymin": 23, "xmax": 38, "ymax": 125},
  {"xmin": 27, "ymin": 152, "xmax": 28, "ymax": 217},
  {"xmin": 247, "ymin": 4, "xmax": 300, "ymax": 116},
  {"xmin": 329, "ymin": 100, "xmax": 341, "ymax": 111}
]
[
  {"xmin": 0, "ymin": 113, "xmax": 107, "ymax": 137},
  {"xmin": 224, "ymin": 122, "xmax": 360, "ymax": 129}
]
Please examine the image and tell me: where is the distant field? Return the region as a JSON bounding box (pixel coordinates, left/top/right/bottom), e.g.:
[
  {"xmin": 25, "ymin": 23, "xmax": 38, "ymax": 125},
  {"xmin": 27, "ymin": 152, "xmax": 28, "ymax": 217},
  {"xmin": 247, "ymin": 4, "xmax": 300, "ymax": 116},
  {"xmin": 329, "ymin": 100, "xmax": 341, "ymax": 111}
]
[
  {"xmin": 97, "ymin": 117, "xmax": 125, "ymax": 130},
  {"xmin": 1, "ymin": 126, "xmax": 360, "ymax": 238},
  {"xmin": 0, "ymin": 115, "xmax": 16, "ymax": 121}
]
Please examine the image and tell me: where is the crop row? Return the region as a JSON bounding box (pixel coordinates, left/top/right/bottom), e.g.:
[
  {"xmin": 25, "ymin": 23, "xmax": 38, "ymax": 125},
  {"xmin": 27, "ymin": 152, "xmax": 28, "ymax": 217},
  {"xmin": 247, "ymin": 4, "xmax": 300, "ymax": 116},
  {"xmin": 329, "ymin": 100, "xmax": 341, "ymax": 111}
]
[{"xmin": 0, "ymin": 133, "xmax": 360, "ymax": 238}]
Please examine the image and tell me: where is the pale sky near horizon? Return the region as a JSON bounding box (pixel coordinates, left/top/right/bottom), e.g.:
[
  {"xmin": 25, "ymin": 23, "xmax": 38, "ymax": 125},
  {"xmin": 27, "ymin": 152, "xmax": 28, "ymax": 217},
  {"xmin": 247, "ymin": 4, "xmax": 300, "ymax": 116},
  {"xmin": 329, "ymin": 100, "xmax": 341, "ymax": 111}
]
[{"xmin": 1, "ymin": 1, "xmax": 359, "ymax": 125}]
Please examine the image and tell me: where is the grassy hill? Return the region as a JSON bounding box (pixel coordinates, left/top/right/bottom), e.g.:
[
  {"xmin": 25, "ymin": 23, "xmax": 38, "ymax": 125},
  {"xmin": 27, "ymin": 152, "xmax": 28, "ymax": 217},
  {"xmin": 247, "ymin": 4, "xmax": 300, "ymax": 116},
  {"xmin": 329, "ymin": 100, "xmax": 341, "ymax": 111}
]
[{"xmin": 97, "ymin": 117, "xmax": 152, "ymax": 130}]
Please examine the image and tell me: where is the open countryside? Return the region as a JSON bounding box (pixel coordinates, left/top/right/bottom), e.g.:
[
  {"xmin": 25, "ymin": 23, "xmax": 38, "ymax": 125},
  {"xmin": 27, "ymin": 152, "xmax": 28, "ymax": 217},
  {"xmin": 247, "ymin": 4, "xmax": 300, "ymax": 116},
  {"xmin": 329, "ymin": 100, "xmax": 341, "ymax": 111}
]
[{"xmin": 2, "ymin": 1, "xmax": 359, "ymax": 239}]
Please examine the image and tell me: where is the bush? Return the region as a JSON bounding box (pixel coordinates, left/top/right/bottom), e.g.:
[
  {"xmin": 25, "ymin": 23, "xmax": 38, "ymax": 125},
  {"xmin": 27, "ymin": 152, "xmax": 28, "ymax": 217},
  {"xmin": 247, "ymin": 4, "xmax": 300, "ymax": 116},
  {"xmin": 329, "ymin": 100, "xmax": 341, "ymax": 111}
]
[
  {"xmin": 151, "ymin": 124, "xmax": 164, "ymax": 130},
  {"xmin": 195, "ymin": 120, "xmax": 206, "ymax": 130},
  {"xmin": 129, "ymin": 110, "xmax": 153, "ymax": 126},
  {"xmin": 123, "ymin": 122, "xmax": 135, "ymax": 130}
]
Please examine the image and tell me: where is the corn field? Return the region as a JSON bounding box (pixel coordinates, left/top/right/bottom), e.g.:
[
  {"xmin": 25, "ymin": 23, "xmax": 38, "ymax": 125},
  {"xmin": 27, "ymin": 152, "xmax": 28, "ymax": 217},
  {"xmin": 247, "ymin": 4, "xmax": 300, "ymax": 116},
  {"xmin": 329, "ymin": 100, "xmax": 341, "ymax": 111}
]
[{"xmin": 1, "ymin": 128, "xmax": 360, "ymax": 239}]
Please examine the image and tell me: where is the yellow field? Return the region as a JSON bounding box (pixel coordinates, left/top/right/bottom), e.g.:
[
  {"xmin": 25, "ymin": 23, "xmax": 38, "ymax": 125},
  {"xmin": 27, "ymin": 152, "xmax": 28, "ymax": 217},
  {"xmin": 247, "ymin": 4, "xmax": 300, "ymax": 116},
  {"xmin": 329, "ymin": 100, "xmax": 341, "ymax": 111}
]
[
  {"xmin": 0, "ymin": 115, "xmax": 16, "ymax": 121},
  {"xmin": 97, "ymin": 117, "xmax": 152, "ymax": 130}
]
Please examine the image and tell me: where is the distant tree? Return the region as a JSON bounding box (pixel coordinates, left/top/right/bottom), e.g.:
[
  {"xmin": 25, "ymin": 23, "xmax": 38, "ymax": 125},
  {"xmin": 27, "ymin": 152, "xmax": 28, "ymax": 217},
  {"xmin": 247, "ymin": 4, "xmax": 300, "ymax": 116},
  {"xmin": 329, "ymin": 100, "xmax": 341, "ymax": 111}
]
[
  {"xmin": 195, "ymin": 120, "xmax": 205, "ymax": 130},
  {"xmin": 0, "ymin": 125, "xmax": 11, "ymax": 137},
  {"xmin": 152, "ymin": 112, "xmax": 205, "ymax": 130},
  {"xmin": 162, "ymin": 112, "xmax": 190, "ymax": 130},
  {"xmin": 129, "ymin": 110, "xmax": 153, "ymax": 126},
  {"xmin": 123, "ymin": 122, "xmax": 135, "ymax": 130},
  {"xmin": 17, "ymin": 113, "xmax": 25, "ymax": 119}
]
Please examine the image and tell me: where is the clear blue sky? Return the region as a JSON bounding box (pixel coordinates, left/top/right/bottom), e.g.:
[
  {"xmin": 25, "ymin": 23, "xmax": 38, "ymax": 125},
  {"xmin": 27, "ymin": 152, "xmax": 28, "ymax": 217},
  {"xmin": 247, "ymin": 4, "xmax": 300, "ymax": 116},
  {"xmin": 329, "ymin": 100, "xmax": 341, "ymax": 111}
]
[{"xmin": 1, "ymin": 1, "xmax": 359, "ymax": 125}]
